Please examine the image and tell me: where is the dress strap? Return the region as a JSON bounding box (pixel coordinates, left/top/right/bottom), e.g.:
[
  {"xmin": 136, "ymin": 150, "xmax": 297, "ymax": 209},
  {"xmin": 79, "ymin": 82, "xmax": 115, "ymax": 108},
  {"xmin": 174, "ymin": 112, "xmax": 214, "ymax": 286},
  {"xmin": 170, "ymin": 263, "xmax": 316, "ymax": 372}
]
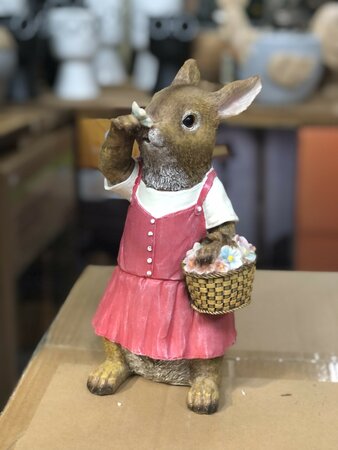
[
  {"xmin": 131, "ymin": 160, "xmax": 142, "ymax": 200},
  {"xmin": 195, "ymin": 169, "xmax": 217, "ymax": 214}
]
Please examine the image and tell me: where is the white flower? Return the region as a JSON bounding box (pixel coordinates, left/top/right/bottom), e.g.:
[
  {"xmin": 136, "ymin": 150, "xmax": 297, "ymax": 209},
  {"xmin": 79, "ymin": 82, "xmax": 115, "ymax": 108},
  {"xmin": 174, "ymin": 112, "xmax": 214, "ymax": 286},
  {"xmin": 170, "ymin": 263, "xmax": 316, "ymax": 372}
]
[{"xmin": 192, "ymin": 242, "xmax": 202, "ymax": 252}]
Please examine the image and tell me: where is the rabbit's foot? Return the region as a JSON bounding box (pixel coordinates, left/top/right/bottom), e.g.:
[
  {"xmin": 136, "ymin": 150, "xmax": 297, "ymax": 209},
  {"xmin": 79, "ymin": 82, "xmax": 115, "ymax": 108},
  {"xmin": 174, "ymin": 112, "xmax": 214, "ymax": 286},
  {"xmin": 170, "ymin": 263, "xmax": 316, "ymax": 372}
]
[
  {"xmin": 87, "ymin": 359, "xmax": 131, "ymax": 396},
  {"xmin": 187, "ymin": 377, "xmax": 220, "ymax": 414}
]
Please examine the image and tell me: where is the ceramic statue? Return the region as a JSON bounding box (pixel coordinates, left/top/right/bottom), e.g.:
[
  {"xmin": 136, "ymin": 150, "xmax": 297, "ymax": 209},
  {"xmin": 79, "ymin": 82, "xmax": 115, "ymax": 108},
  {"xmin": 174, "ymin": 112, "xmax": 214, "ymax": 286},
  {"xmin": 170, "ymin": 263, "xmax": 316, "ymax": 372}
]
[
  {"xmin": 84, "ymin": 0, "xmax": 126, "ymax": 87},
  {"xmin": 149, "ymin": 14, "xmax": 199, "ymax": 92},
  {"xmin": 217, "ymin": 0, "xmax": 323, "ymax": 104},
  {"xmin": 0, "ymin": 0, "xmax": 28, "ymax": 17},
  {"xmin": 88, "ymin": 59, "xmax": 261, "ymax": 414},
  {"xmin": 130, "ymin": 0, "xmax": 183, "ymax": 91},
  {"xmin": 311, "ymin": 2, "xmax": 338, "ymax": 99},
  {"xmin": 48, "ymin": 6, "xmax": 99, "ymax": 100}
]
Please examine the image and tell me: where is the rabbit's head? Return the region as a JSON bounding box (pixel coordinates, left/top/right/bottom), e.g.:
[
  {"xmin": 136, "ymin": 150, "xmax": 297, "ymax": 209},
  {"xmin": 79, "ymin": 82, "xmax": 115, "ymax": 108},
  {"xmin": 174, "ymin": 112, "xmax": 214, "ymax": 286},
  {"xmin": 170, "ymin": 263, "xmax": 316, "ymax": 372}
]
[{"xmin": 135, "ymin": 59, "xmax": 261, "ymax": 190}]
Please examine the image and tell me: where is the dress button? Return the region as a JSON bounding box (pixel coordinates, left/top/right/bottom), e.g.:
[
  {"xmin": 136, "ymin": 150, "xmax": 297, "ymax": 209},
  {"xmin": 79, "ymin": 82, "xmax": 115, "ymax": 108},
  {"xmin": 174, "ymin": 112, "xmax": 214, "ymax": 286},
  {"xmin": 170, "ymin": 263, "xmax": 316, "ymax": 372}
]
[
  {"xmin": 147, "ymin": 246, "xmax": 152, "ymax": 252},
  {"xmin": 148, "ymin": 231, "xmax": 153, "ymax": 236},
  {"xmin": 196, "ymin": 205, "xmax": 202, "ymax": 212},
  {"xmin": 147, "ymin": 257, "xmax": 153, "ymax": 264},
  {"xmin": 146, "ymin": 270, "xmax": 152, "ymax": 277},
  {"xmin": 150, "ymin": 218, "xmax": 155, "ymax": 224}
]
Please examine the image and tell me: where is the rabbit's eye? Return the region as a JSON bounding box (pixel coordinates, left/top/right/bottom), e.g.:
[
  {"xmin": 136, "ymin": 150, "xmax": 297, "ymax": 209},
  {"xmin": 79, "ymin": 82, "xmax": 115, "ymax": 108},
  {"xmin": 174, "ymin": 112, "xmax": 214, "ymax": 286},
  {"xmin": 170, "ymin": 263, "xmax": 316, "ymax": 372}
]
[
  {"xmin": 181, "ymin": 112, "xmax": 200, "ymax": 131},
  {"xmin": 182, "ymin": 114, "xmax": 195, "ymax": 128}
]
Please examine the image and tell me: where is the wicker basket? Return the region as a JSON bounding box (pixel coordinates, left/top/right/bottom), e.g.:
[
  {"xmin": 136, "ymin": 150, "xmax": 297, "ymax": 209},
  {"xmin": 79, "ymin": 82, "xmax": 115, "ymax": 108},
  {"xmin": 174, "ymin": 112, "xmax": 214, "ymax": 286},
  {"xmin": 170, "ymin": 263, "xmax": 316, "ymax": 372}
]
[{"xmin": 184, "ymin": 262, "xmax": 256, "ymax": 315}]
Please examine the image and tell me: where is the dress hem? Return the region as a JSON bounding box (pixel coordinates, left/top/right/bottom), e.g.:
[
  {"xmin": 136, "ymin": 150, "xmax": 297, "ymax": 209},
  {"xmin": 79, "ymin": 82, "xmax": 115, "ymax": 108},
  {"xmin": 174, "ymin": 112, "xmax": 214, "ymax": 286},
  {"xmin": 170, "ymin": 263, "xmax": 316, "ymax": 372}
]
[{"xmin": 94, "ymin": 329, "xmax": 237, "ymax": 361}]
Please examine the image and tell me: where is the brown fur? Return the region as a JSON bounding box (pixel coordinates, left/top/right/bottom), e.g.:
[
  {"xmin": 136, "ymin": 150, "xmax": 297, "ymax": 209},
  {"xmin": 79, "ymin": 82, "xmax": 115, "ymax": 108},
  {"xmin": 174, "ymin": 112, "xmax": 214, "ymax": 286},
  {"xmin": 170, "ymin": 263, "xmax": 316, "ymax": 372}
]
[{"xmin": 89, "ymin": 59, "xmax": 261, "ymax": 414}]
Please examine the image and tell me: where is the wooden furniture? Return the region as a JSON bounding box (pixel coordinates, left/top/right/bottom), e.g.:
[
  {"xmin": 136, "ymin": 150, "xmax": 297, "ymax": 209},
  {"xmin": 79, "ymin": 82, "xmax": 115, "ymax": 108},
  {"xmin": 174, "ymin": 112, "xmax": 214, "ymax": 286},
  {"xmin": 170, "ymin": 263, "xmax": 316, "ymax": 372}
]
[
  {"xmin": 38, "ymin": 86, "xmax": 151, "ymax": 116},
  {"xmin": 228, "ymin": 94, "xmax": 338, "ymax": 128},
  {"xmin": 1, "ymin": 266, "xmax": 338, "ymax": 449},
  {"xmin": 0, "ymin": 108, "xmax": 75, "ymax": 407},
  {"xmin": 39, "ymin": 86, "xmax": 338, "ymax": 127}
]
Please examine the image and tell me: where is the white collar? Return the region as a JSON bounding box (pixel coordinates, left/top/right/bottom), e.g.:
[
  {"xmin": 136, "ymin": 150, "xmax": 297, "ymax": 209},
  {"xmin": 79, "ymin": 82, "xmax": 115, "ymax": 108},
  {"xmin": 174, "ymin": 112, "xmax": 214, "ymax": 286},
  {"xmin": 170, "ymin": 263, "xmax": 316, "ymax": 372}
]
[{"xmin": 137, "ymin": 169, "xmax": 213, "ymax": 218}]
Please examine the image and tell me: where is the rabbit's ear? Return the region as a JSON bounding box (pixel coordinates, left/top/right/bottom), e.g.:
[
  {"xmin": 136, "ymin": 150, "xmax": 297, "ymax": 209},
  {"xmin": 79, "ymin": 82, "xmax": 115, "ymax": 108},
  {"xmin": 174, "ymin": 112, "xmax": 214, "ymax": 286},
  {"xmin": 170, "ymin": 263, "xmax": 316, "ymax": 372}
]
[
  {"xmin": 211, "ymin": 76, "xmax": 262, "ymax": 119},
  {"xmin": 171, "ymin": 59, "xmax": 201, "ymax": 86}
]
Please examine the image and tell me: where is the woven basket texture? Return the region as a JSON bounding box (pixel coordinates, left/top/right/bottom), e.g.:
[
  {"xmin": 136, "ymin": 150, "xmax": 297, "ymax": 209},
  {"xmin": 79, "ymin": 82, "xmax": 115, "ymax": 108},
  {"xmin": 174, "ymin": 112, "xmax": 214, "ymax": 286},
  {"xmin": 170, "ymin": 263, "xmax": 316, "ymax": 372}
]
[{"xmin": 184, "ymin": 263, "xmax": 255, "ymax": 315}]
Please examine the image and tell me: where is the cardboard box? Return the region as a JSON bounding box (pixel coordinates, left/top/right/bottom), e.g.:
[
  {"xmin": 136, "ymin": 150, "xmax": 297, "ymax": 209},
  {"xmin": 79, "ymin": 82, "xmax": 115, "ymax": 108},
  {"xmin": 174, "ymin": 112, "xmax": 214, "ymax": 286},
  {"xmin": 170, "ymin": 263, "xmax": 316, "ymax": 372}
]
[{"xmin": 1, "ymin": 267, "xmax": 338, "ymax": 449}]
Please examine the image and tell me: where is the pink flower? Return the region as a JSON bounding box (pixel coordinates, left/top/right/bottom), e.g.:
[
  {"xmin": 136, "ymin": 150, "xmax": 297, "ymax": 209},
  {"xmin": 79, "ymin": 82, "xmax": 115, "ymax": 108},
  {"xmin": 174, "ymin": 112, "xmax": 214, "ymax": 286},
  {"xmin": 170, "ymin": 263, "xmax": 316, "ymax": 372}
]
[
  {"xmin": 214, "ymin": 260, "xmax": 228, "ymax": 272},
  {"xmin": 234, "ymin": 235, "xmax": 256, "ymax": 263}
]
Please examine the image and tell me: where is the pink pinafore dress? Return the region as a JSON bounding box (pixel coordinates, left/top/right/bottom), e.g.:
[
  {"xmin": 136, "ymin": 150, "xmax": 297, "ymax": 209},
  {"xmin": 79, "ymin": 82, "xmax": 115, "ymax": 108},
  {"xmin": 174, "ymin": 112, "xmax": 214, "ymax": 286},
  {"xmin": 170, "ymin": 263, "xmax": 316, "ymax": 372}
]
[{"xmin": 93, "ymin": 166, "xmax": 236, "ymax": 360}]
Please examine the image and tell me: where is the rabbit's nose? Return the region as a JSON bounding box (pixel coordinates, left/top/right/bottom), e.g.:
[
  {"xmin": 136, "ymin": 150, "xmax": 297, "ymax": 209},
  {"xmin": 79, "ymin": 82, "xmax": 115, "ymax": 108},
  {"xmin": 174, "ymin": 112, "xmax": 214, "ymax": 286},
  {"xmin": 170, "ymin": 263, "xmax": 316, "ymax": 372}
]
[{"xmin": 148, "ymin": 128, "xmax": 165, "ymax": 147}]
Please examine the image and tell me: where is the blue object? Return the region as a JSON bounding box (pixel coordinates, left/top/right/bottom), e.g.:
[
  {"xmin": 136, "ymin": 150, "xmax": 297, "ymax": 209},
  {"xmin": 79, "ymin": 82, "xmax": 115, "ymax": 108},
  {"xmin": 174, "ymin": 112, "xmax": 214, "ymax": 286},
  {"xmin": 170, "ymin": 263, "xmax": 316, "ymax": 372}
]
[{"xmin": 238, "ymin": 31, "xmax": 324, "ymax": 105}]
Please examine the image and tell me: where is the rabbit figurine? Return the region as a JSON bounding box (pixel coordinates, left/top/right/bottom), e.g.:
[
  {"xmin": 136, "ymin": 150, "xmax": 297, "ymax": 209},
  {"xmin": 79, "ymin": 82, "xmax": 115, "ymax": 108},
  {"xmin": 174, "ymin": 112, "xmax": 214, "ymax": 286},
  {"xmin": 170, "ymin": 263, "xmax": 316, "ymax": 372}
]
[{"xmin": 88, "ymin": 59, "xmax": 261, "ymax": 414}]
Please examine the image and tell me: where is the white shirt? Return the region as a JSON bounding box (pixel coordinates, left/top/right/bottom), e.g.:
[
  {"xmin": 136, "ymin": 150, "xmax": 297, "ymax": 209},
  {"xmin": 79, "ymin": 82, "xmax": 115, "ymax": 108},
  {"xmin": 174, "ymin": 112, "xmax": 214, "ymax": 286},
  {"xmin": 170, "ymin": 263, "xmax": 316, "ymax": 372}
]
[{"xmin": 104, "ymin": 161, "xmax": 238, "ymax": 229}]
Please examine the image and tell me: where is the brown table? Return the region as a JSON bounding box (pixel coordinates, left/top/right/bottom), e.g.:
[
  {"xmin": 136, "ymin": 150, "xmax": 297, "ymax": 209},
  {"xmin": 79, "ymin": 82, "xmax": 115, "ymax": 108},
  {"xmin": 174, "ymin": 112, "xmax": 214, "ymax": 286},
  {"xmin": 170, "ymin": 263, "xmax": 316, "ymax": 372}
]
[
  {"xmin": 1, "ymin": 266, "xmax": 338, "ymax": 449},
  {"xmin": 228, "ymin": 93, "xmax": 338, "ymax": 128},
  {"xmin": 38, "ymin": 86, "xmax": 151, "ymax": 117},
  {"xmin": 38, "ymin": 86, "xmax": 338, "ymax": 128}
]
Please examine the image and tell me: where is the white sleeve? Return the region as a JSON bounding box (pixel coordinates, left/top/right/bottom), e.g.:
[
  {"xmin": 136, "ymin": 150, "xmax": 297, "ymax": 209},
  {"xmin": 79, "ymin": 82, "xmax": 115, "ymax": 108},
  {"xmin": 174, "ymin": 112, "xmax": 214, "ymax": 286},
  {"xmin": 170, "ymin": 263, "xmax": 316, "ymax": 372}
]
[
  {"xmin": 203, "ymin": 177, "xmax": 239, "ymax": 229},
  {"xmin": 104, "ymin": 161, "xmax": 139, "ymax": 202}
]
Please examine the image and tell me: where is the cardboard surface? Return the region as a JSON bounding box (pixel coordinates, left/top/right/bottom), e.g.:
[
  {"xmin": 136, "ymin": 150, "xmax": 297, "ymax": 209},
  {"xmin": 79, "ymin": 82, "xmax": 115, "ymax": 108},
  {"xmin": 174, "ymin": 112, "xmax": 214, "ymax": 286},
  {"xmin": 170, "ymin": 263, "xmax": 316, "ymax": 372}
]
[
  {"xmin": 1, "ymin": 267, "xmax": 338, "ymax": 449},
  {"xmin": 14, "ymin": 363, "xmax": 338, "ymax": 450}
]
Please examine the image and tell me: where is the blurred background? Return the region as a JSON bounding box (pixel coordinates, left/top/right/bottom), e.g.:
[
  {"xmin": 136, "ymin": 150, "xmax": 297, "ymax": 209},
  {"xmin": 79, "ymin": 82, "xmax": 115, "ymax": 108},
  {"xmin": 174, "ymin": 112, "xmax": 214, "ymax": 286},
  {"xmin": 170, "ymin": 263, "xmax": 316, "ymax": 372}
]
[{"xmin": 0, "ymin": 0, "xmax": 338, "ymax": 408}]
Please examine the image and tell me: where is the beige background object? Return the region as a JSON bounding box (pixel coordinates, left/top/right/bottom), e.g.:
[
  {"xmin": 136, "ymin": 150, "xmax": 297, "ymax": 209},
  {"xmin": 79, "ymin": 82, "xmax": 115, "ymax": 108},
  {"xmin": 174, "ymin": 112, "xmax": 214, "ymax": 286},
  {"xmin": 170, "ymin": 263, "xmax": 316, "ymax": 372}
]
[
  {"xmin": 311, "ymin": 2, "xmax": 338, "ymax": 71},
  {"xmin": 0, "ymin": 26, "xmax": 16, "ymax": 50},
  {"xmin": 268, "ymin": 53, "xmax": 316, "ymax": 89}
]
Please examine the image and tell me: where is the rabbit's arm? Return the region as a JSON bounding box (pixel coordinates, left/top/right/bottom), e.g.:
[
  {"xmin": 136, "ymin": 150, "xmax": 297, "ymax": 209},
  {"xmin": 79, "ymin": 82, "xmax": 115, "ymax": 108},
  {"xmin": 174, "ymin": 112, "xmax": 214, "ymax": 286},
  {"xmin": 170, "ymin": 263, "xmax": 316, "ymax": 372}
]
[
  {"xmin": 99, "ymin": 115, "xmax": 140, "ymax": 185},
  {"xmin": 195, "ymin": 222, "xmax": 236, "ymax": 266}
]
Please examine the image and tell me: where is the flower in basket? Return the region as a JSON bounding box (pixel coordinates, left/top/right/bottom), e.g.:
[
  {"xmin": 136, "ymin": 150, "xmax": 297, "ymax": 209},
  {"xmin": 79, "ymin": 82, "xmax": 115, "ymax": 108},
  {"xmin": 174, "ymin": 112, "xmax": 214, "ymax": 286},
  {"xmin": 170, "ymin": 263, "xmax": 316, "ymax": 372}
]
[
  {"xmin": 183, "ymin": 235, "xmax": 256, "ymax": 274},
  {"xmin": 219, "ymin": 246, "xmax": 243, "ymax": 270},
  {"xmin": 214, "ymin": 260, "xmax": 227, "ymax": 272},
  {"xmin": 184, "ymin": 242, "xmax": 202, "ymax": 271},
  {"xmin": 234, "ymin": 235, "xmax": 257, "ymax": 263},
  {"xmin": 183, "ymin": 235, "xmax": 256, "ymax": 316}
]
